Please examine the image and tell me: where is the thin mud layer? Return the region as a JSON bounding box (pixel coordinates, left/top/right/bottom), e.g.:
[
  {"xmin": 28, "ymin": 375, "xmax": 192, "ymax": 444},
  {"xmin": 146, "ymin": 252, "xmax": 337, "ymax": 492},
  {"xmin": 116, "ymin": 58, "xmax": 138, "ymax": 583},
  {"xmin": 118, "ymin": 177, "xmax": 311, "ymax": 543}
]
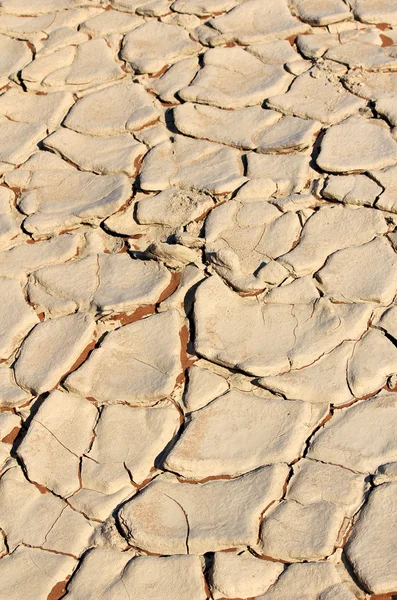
[{"xmin": 0, "ymin": 0, "xmax": 397, "ymax": 598}]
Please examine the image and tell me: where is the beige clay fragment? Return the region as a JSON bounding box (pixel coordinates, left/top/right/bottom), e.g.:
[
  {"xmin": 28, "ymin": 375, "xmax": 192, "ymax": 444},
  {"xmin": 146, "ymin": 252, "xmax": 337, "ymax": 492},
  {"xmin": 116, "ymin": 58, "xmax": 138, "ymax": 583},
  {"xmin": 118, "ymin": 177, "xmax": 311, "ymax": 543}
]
[
  {"xmin": 164, "ymin": 390, "xmax": 313, "ymax": 478},
  {"xmin": 118, "ymin": 464, "xmax": 289, "ymax": 554},
  {"xmin": 179, "ymin": 47, "xmax": 293, "ymax": 109},
  {"xmin": 207, "ymin": 0, "xmax": 309, "ymax": 45},
  {"xmin": 65, "ymin": 310, "xmax": 181, "ymax": 405},
  {"xmin": 308, "ymin": 392, "xmax": 397, "ymax": 473},
  {"xmin": 121, "ymin": 21, "xmax": 200, "ymax": 74},
  {"xmin": 17, "ymin": 390, "xmax": 97, "ymax": 496},
  {"xmin": 14, "ymin": 312, "xmax": 95, "ymax": 394},
  {"xmin": 65, "ymin": 551, "xmax": 207, "ymax": 600}
]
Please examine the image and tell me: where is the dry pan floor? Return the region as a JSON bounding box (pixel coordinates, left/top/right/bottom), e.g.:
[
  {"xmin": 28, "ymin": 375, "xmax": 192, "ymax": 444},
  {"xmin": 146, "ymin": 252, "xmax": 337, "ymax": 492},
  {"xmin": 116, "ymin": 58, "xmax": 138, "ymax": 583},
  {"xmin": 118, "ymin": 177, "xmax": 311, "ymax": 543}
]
[{"xmin": 1, "ymin": 0, "xmax": 397, "ymax": 598}]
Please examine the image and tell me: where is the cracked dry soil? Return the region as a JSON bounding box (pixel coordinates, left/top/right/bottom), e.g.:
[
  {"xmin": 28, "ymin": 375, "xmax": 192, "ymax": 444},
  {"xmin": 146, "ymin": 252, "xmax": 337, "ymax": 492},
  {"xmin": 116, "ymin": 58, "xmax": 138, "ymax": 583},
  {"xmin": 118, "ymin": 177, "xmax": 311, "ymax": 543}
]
[{"xmin": 1, "ymin": 0, "xmax": 397, "ymax": 598}]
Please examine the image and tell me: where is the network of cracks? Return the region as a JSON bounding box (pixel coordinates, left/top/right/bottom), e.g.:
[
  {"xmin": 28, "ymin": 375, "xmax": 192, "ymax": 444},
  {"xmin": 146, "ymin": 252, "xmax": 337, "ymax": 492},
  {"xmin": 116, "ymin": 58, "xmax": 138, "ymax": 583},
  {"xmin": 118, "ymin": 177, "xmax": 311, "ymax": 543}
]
[{"xmin": 1, "ymin": 0, "xmax": 397, "ymax": 598}]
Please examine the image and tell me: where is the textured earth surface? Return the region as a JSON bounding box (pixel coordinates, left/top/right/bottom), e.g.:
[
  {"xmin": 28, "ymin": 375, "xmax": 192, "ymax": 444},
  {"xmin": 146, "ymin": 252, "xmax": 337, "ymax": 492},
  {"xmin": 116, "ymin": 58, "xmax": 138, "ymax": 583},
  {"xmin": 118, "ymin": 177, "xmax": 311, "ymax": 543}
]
[{"xmin": 1, "ymin": 0, "xmax": 397, "ymax": 598}]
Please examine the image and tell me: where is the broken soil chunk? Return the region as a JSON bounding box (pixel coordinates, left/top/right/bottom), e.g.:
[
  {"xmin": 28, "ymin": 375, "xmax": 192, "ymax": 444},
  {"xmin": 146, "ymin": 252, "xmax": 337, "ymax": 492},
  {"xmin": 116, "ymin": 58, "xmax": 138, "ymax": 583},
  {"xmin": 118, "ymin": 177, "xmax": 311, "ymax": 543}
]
[
  {"xmin": 259, "ymin": 341, "xmax": 355, "ymax": 406},
  {"xmin": 139, "ymin": 135, "xmax": 246, "ymax": 193},
  {"xmin": 43, "ymin": 128, "xmax": 146, "ymax": 176},
  {"xmin": 183, "ymin": 365, "xmax": 228, "ymax": 411},
  {"xmin": 317, "ymin": 236, "xmax": 397, "ymax": 304},
  {"xmin": 207, "ymin": 0, "xmax": 309, "ymax": 45},
  {"xmin": 210, "ymin": 551, "xmax": 283, "ymax": 599},
  {"xmin": 289, "ymin": 0, "xmax": 351, "ymax": 26},
  {"xmin": 28, "ymin": 253, "xmax": 171, "ymax": 317},
  {"xmin": 308, "ymin": 392, "xmax": 397, "ymax": 473},
  {"xmin": 173, "ymin": 103, "xmax": 281, "ymax": 150},
  {"xmin": 0, "ymin": 34, "xmax": 32, "ymax": 87},
  {"xmin": 136, "ymin": 188, "xmax": 214, "ymax": 227},
  {"xmin": 64, "ymin": 81, "xmax": 159, "ymax": 136},
  {"xmin": 14, "ymin": 312, "xmax": 95, "ymax": 394},
  {"xmin": 121, "ymin": 20, "xmax": 200, "ymax": 74},
  {"xmin": 0, "ymin": 277, "xmax": 39, "ymax": 360},
  {"xmin": 194, "ymin": 275, "xmax": 371, "ymax": 377},
  {"xmin": 17, "ymin": 389, "xmax": 97, "ymax": 497},
  {"xmin": 65, "ymin": 551, "xmax": 207, "ymax": 600},
  {"xmin": 267, "ymin": 69, "xmax": 365, "ymax": 125},
  {"xmin": 179, "ymin": 47, "xmax": 292, "ymax": 109},
  {"xmin": 16, "ymin": 168, "xmax": 131, "ymax": 236},
  {"xmin": 317, "ymin": 116, "xmax": 397, "ymax": 173},
  {"xmin": 256, "ymin": 562, "xmax": 356, "ymax": 600},
  {"xmin": 118, "ymin": 465, "xmax": 289, "ymax": 554},
  {"xmin": 0, "ymin": 545, "xmax": 76, "ymax": 600},
  {"xmin": 345, "ymin": 482, "xmax": 397, "ymax": 594},
  {"xmin": 86, "ymin": 402, "xmax": 180, "ymax": 486},
  {"xmin": 65, "ymin": 310, "xmax": 181, "ymax": 405},
  {"xmin": 280, "ymin": 205, "xmax": 387, "ymax": 276},
  {"xmin": 164, "ymin": 390, "xmax": 312, "ymax": 478}
]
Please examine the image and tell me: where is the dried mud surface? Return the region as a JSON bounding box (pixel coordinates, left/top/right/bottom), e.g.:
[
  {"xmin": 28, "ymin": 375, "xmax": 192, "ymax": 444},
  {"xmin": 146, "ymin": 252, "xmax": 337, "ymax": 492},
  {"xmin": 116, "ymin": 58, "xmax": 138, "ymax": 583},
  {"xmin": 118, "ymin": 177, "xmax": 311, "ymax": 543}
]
[{"xmin": 0, "ymin": 0, "xmax": 397, "ymax": 598}]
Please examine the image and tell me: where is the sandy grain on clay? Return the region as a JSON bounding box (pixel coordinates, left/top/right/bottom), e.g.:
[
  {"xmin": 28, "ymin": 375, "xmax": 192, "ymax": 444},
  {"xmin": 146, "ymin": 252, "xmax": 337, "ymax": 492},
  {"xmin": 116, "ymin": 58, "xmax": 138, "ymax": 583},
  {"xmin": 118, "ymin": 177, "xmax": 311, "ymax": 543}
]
[{"xmin": 0, "ymin": 0, "xmax": 397, "ymax": 598}]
